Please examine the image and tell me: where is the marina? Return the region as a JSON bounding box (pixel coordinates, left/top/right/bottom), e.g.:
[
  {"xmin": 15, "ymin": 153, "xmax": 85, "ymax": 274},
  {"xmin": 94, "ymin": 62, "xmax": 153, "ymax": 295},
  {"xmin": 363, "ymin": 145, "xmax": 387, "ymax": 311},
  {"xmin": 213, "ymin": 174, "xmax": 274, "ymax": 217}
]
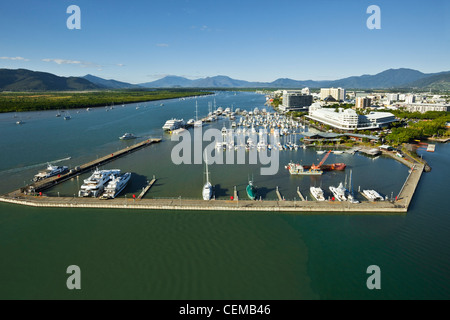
[
  {"xmin": 0, "ymin": 90, "xmax": 446, "ymax": 301},
  {"xmin": 0, "ymin": 92, "xmax": 427, "ymax": 213}
]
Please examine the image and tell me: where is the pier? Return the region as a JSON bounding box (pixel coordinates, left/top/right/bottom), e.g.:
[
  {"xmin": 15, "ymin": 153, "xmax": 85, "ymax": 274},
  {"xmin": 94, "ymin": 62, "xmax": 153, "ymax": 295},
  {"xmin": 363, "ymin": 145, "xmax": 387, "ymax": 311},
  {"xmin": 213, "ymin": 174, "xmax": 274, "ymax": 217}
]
[
  {"xmin": 137, "ymin": 177, "xmax": 157, "ymax": 200},
  {"xmin": 276, "ymin": 186, "xmax": 283, "ymax": 201},
  {"xmin": 296, "ymin": 187, "xmax": 306, "ymax": 201},
  {"xmin": 0, "ymin": 137, "xmax": 425, "ymax": 214},
  {"xmin": 21, "ymin": 139, "xmax": 161, "ymax": 194},
  {"xmin": 0, "ymin": 195, "xmax": 408, "ymax": 213}
]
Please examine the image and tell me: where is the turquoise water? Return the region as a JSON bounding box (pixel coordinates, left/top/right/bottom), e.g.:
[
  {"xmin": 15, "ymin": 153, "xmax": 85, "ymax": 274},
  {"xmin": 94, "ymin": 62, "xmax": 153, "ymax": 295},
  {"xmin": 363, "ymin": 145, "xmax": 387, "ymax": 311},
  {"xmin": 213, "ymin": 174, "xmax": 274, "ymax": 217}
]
[{"xmin": 0, "ymin": 92, "xmax": 449, "ymax": 299}]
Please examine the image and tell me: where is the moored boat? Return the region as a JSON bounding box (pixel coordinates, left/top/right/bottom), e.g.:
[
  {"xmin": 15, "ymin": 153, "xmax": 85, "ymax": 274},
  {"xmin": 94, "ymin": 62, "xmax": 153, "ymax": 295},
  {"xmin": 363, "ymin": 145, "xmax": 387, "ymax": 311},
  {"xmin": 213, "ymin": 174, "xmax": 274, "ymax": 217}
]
[{"xmin": 100, "ymin": 172, "xmax": 131, "ymax": 199}]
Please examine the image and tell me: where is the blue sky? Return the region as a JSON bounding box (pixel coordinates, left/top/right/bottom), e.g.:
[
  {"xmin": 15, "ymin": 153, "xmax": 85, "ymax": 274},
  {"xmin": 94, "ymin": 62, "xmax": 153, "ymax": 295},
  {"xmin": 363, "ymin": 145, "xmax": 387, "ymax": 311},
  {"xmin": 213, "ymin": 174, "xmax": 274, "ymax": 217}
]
[{"xmin": 0, "ymin": 0, "xmax": 449, "ymax": 83}]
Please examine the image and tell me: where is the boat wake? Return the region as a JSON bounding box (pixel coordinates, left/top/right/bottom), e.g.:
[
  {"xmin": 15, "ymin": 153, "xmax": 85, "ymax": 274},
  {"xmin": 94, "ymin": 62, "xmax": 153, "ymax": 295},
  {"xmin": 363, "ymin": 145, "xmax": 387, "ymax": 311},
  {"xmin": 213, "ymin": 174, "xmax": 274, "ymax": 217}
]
[{"xmin": 0, "ymin": 157, "xmax": 71, "ymax": 176}]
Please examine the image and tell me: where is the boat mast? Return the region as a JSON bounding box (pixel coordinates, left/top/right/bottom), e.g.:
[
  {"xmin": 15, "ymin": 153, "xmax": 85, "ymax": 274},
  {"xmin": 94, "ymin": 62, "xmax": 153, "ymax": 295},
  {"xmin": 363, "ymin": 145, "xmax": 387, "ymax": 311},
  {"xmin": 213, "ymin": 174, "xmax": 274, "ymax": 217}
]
[
  {"xmin": 195, "ymin": 101, "xmax": 198, "ymax": 121},
  {"xmin": 204, "ymin": 151, "xmax": 210, "ymax": 184}
]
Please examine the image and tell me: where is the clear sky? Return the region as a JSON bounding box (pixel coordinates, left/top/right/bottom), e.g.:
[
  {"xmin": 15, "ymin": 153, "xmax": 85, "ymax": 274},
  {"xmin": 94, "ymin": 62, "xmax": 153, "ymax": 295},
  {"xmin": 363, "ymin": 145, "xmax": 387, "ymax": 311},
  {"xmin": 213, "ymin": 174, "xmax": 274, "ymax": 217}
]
[{"xmin": 0, "ymin": 0, "xmax": 449, "ymax": 84}]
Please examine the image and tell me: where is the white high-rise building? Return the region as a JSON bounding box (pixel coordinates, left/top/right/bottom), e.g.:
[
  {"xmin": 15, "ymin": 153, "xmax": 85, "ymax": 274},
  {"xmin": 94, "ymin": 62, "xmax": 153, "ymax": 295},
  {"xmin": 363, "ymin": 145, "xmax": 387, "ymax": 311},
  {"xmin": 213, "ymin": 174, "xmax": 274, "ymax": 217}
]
[
  {"xmin": 405, "ymin": 95, "xmax": 415, "ymax": 104},
  {"xmin": 320, "ymin": 87, "xmax": 346, "ymax": 101}
]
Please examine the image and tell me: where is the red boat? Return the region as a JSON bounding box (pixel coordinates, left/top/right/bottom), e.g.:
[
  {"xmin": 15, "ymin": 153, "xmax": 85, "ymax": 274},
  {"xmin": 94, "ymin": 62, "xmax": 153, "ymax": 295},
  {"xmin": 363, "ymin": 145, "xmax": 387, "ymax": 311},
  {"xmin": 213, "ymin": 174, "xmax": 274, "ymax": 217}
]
[{"xmin": 300, "ymin": 163, "xmax": 346, "ymax": 171}]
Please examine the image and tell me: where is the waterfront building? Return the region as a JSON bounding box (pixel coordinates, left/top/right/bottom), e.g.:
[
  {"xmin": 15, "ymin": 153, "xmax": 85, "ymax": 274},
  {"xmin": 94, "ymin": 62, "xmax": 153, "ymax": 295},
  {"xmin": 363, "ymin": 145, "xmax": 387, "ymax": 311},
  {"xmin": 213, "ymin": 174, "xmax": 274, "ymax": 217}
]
[
  {"xmin": 279, "ymin": 90, "xmax": 313, "ymax": 112},
  {"xmin": 403, "ymin": 103, "xmax": 449, "ymax": 113},
  {"xmin": 307, "ymin": 105, "xmax": 396, "ymax": 131}
]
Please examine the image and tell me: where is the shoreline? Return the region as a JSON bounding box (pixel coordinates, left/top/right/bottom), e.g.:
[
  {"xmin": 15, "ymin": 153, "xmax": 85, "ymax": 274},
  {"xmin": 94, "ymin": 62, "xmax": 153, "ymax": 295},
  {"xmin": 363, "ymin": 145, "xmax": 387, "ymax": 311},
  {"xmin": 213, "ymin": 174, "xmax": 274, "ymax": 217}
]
[{"xmin": 0, "ymin": 91, "xmax": 214, "ymax": 114}]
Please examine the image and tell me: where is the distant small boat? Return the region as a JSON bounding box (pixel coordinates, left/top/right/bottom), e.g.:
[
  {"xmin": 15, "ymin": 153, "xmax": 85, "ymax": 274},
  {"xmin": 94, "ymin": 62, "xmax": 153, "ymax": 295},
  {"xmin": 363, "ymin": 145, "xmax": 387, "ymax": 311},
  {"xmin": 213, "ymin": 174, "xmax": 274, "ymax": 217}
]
[
  {"xmin": 86, "ymin": 108, "xmax": 91, "ymax": 112},
  {"xmin": 16, "ymin": 120, "xmax": 24, "ymax": 125},
  {"xmin": 119, "ymin": 133, "xmax": 137, "ymax": 140},
  {"xmin": 64, "ymin": 112, "xmax": 71, "ymax": 120},
  {"xmin": 56, "ymin": 111, "xmax": 61, "ymax": 117}
]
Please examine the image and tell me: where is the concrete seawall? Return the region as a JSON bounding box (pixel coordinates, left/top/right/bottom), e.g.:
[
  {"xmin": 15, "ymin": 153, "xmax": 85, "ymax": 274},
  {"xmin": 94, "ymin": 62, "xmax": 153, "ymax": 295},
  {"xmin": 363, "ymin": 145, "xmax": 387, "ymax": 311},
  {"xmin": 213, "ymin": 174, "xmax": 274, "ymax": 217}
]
[{"xmin": 0, "ymin": 195, "xmax": 407, "ymax": 213}]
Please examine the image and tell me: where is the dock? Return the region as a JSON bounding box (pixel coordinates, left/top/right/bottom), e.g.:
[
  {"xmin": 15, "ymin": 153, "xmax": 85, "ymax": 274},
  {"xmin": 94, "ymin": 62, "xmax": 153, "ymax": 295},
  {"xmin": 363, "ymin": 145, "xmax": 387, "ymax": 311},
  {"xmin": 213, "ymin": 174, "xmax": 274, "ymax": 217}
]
[
  {"xmin": 22, "ymin": 139, "xmax": 161, "ymax": 194},
  {"xmin": 276, "ymin": 186, "xmax": 283, "ymax": 201},
  {"xmin": 296, "ymin": 187, "xmax": 306, "ymax": 201},
  {"xmin": 0, "ymin": 137, "xmax": 426, "ymax": 214},
  {"xmin": 137, "ymin": 177, "xmax": 157, "ymax": 200},
  {"xmin": 0, "ymin": 195, "xmax": 409, "ymax": 213}
]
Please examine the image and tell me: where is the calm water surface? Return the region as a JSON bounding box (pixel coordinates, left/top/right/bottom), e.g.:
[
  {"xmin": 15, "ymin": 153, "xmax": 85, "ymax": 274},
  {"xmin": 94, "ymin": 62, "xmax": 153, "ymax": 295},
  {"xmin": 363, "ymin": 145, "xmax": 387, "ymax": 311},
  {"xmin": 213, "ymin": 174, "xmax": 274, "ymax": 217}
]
[{"xmin": 0, "ymin": 92, "xmax": 449, "ymax": 299}]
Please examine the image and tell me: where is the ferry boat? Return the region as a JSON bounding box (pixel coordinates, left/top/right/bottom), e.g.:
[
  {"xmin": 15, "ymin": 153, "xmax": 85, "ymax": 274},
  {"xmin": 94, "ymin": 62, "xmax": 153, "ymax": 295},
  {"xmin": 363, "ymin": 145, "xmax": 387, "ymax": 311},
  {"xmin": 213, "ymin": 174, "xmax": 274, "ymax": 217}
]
[
  {"xmin": 33, "ymin": 163, "xmax": 69, "ymax": 182},
  {"xmin": 310, "ymin": 187, "xmax": 326, "ymax": 201},
  {"xmin": 100, "ymin": 172, "xmax": 131, "ymax": 199},
  {"xmin": 78, "ymin": 169, "xmax": 121, "ymax": 197},
  {"xmin": 286, "ymin": 162, "xmax": 323, "ymax": 175},
  {"xmin": 362, "ymin": 189, "xmax": 384, "ymax": 201},
  {"xmin": 329, "ymin": 183, "xmax": 347, "ymax": 201},
  {"xmin": 162, "ymin": 119, "xmax": 185, "ymax": 132},
  {"xmin": 246, "ymin": 179, "xmax": 257, "ymax": 200},
  {"xmin": 119, "ymin": 133, "xmax": 137, "ymax": 140}
]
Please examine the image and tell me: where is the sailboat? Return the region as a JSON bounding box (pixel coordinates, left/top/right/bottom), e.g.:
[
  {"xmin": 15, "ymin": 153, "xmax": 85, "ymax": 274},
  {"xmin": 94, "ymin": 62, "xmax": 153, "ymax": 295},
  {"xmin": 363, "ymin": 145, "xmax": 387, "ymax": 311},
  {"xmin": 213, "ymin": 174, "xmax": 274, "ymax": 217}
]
[
  {"xmin": 347, "ymin": 169, "xmax": 360, "ymax": 203},
  {"xmin": 56, "ymin": 110, "xmax": 61, "ymax": 117},
  {"xmin": 202, "ymin": 152, "xmax": 213, "ymax": 200},
  {"xmin": 194, "ymin": 101, "xmax": 202, "ymax": 128},
  {"xmin": 246, "ymin": 175, "xmax": 257, "ymax": 200}
]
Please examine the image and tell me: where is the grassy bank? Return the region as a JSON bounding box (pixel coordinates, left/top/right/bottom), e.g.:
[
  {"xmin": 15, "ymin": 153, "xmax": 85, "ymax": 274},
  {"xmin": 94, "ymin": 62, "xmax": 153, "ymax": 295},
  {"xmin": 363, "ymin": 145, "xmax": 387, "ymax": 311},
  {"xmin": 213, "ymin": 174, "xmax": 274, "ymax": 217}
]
[{"xmin": 0, "ymin": 89, "xmax": 213, "ymax": 113}]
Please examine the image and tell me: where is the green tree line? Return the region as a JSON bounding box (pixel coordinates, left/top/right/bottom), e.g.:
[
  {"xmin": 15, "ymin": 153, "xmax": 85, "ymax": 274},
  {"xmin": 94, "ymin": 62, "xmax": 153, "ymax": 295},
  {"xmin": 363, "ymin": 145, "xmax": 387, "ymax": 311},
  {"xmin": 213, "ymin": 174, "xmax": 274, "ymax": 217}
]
[{"xmin": 0, "ymin": 90, "xmax": 212, "ymax": 113}]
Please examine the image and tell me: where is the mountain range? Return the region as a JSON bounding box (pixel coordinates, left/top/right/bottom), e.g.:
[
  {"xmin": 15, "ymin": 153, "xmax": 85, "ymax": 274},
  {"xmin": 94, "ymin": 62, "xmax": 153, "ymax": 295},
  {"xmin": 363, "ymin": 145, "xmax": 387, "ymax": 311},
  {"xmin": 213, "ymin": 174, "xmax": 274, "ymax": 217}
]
[
  {"xmin": 1, "ymin": 68, "xmax": 449, "ymax": 91},
  {"xmin": 138, "ymin": 69, "xmax": 450, "ymax": 90}
]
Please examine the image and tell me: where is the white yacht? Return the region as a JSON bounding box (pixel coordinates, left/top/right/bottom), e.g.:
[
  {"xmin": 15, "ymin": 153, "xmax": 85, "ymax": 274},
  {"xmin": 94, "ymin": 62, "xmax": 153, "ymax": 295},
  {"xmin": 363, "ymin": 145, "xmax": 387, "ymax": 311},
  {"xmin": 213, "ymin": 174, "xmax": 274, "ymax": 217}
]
[
  {"xmin": 310, "ymin": 187, "xmax": 326, "ymax": 201},
  {"xmin": 162, "ymin": 119, "xmax": 185, "ymax": 132},
  {"xmin": 100, "ymin": 172, "xmax": 131, "ymax": 199},
  {"xmin": 329, "ymin": 182, "xmax": 347, "ymax": 201},
  {"xmin": 119, "ymin": 133, "xmax": 137, "ymax": 140},
  {"xmin": 363, "ymin": 190, "xmax": 384, "ymax": 201},
  {"xmin": 202, "ymin": 153, "xmax": 213, "ymax": 200},
  {"xmin": 78, "ymin": 169, "xmax": 121, "ymax": 197},
  {"xmin": 33, "ymin": 163, "xmax": 69, "ymax": 182}
]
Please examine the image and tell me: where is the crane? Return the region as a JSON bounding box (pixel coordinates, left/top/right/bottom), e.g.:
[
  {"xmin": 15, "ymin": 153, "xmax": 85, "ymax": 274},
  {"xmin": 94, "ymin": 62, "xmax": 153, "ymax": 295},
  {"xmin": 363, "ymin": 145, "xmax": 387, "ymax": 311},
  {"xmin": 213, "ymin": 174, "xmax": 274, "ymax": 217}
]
[{"xmin": 311, "ymin": 150, "xmax": 331, "ymax": 170}]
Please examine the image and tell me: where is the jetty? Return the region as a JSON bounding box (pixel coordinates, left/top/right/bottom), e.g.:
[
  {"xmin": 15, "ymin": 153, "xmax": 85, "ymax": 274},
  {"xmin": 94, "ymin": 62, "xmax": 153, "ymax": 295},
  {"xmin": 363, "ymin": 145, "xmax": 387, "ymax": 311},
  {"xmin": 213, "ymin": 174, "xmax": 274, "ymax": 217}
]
[
  {"xmin": 0, "ymin": 138, "xmax": 425, "ymax": 214},
  {"xmin": 20, "ymin": 139, "xmax": 161, "ymax": 194},
  {"xmin": 296, "ymin": 187, "xmax": 306, "ymax": 201},
  {"xmin": 137, "ymin": 177, "xmax": 157, "ymax": 200}
]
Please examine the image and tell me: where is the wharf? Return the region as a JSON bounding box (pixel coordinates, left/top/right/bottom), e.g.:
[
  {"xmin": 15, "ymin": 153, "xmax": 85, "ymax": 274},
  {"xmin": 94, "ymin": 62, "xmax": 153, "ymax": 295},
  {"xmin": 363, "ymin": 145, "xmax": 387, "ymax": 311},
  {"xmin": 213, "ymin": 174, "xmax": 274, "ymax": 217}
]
[
  {"xmin": 0, "ymin": 194, "xmax": 408, "ymax": 213},
  {"xmin": 137, "ymin": 177, "xmax": 157, "ymax": 200},
  {"xmin": 21, "ymin": 139, "xmax": 161, "ymax": 194},
  {"xmin": 296, "ymin": 187, "xmax": 306, "ymax": 201}
]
